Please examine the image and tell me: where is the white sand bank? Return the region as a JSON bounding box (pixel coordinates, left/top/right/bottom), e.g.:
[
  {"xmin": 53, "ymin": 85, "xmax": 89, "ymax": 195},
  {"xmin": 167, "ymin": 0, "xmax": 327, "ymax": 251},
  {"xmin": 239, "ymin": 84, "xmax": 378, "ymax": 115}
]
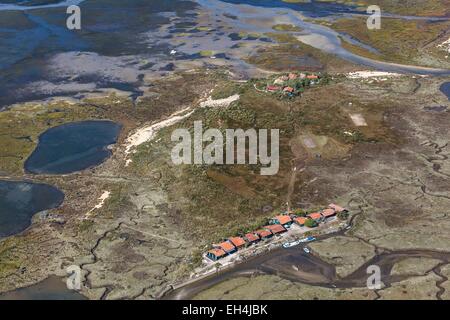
[
  {"xmin": 123, "ymin": 94, "xmax": 240, "ymax": 165},
  {"xmin": 347, "ymin": 71, "xmax": 402, "ymax": 79},
  {"xmin": 85, "ymin": 191, "xmax": 111, "ymax": 219}
]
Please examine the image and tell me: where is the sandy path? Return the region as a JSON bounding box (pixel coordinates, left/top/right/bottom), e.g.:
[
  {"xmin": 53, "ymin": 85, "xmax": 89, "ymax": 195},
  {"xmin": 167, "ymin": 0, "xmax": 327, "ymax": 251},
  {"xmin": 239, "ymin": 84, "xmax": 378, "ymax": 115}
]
[
  {"xmin": 199, "ymin": 94, "xmax": 240, "ymax": 108},
  {"xmin": 124, "ymin": 107, "xmax": 194, "ymax": 160},
  {"xmin": 85, "ymin": 190, "xmax": 111, "ymax": 219},
  {"xmin": 123, "ymin": 94, "xmax": 240, "ymax": 165}
]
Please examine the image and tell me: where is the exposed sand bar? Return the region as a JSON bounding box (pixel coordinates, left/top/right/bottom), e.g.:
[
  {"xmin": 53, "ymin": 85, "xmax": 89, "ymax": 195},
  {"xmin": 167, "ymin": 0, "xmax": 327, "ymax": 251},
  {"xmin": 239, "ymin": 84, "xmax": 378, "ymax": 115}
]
[
  {"xmin": 347, "ymin": 71, "xmax": 402, "ymax": 79},
  {"xmin": 199, "ymin": 94, "xmax": 240, "ymax": 108},
  {"xmin": 125, "ymin": 107, "xmax": 194, "ymax": 156}
]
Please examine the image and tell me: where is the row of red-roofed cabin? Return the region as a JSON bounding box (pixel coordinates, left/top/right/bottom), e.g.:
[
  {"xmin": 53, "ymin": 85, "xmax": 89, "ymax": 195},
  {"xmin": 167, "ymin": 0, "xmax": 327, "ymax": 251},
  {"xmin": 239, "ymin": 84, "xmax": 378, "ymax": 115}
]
[
  {"xmin": 315, "ymin": 203, "xmax": 347, "ymax": 222},
  {"xmin": 206, "ymin": 227, "xmax": 288, "ymax": 261},
  {"xmin": 206, "ymin": 204, "xmax": 347, "ymax": 261},
  {"xmin": 271, "ymin": 203, "xmax": 347, "ymax": 226},
  {"xmin": 312, "ymin": 203, "xmax": 346, "ymax": 222}
]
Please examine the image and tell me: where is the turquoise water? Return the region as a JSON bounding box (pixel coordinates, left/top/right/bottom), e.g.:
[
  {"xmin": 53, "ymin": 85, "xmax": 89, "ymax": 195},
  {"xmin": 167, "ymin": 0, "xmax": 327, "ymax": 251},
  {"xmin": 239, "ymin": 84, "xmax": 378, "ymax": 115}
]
[{"xmin": 25, "ymin": 120, "xmax": 121, "ymax": 174}]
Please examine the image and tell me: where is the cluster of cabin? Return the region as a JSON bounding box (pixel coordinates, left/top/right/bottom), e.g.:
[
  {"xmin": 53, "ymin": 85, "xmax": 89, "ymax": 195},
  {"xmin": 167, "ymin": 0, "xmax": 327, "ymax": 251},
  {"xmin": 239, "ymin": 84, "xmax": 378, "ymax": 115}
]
[
  {"xmin": 266, "ymin": 72, "xmax": 321, "ymax": 97},
  {"xmin": 206, "ymin": 203, "xmax": 347, "ymax": 261}
]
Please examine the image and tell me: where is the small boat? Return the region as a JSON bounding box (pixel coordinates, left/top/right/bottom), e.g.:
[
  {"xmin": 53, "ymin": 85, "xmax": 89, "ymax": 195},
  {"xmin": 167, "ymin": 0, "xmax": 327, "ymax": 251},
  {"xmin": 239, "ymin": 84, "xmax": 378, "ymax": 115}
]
[
  {"xmin": 297, "ymin": 236, "xmax": 316, "ymax": 243},
  {"xmin": 303, "ymin": 247, "xmax": 311, "ymax": 254},
  {"xmin": 283, "ymin": 240, "xmax": 300, "ymax": 248}
]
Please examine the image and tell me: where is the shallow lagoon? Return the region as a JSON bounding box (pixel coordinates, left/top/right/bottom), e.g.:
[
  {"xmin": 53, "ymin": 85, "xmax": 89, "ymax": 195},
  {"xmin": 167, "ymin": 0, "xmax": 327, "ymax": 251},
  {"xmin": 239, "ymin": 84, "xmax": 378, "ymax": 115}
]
[
  {"xmin": 217, "ymin": 0, "xmax": 360, "ymax": 17},
  {"xmin": 0, "ymin": 180, "xmax": 64, "ymax": 238},
  {"xmin": 25, "ymin": 120, "xmax": 121, "ymax": 174},
  {"xmin": 440, "ymin": 82, "xmax": 450, "ymax": 100}
]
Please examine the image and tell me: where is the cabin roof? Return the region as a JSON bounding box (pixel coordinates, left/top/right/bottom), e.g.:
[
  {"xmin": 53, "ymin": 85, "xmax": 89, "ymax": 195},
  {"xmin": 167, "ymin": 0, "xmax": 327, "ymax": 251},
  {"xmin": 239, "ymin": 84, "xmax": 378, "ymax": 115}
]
[
  {"xmin": 275, "ymin": 215, "xmax": 292, "ymax": 225},
  {"xmin": 267, "ymin": 85, "xmax": 281, "ymax": 91},
  {"xmin": 218, "ymin": 241, "xmax": 236, "ymax": 252},
  {"xmin": 228, "ymin": 237, "xmax": 246, "ymax": 247},
  {"xmin": 264, "ymin": 224, "xmax": 286, "ymax": 234},
  {"xmin": 208, "ymin": 248, "xmax": 226, "ymax": 257},
  {"xmin": 308, "ymin": 212, "xmax": 323, "ymax": 220},
  {"xmin": 329, "ymin": 203, "xmax": 346, "ymax": 212},
  {"xmin": 322, "ymin": 208, "xmax": 336, "ymax": 217},
  {"xmin": 245, "ymin": 233, "xmax": 260, "ymax": 242},
  {"xmin": 256, "ymin": 229, "xmax": 272, "ymax": 238},
  {"xmin": 294, "ymin": 217, "xmax": 308, "ymax": 225}
]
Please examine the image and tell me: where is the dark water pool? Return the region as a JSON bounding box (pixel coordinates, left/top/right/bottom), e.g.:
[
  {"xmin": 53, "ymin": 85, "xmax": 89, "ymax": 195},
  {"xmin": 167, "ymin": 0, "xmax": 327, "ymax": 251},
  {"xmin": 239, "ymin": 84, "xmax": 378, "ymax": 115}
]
[
  {"xmin": 25, "ymin": 120, "xmax": 121, "ymax": 174},
  {"xmin": 0, "ymin": 180, "xmax": 64, "ymax": 238},
  {"xmin": 0, "ymin": 276, "xmax": 86, "ymax": 300},
  {"xmin": 440, "ymin": 82, "xmax": 450, "ymax": 100}
]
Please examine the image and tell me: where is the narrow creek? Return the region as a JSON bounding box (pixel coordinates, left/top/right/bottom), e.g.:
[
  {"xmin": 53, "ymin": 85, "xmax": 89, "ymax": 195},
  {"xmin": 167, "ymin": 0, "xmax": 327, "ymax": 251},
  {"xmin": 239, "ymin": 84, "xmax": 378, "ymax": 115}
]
[
  {"xmin": 164, "ymin": 200, "xmax": 450, "ymax": 300},
  {"xmin": 200, "ymin": 0, "xmax": 450, "ymax": 76},
  {"xmin": 163, "ymin": 232, "xmax": 450, "ymax": 300}
]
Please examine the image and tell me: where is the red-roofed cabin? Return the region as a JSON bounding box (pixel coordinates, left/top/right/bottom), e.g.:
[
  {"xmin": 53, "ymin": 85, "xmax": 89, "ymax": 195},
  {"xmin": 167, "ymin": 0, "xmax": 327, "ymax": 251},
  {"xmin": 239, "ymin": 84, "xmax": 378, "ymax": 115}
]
[
  {"xmin": 306, "ymin": 74, "xmax": 319, "ymax": 79},
  {"xmin": 244, "ymin": 233, "xmax": 260, "ymax": 244},
  {"xmin": 322, "ymin": 208, "xmax": 336, "ymax": 219},
  {"xmin": 267, "ymin": 85, "xmax": 281, "ymax": 92},
  {"xmin": 256, "ymin": 229, "xmax": 273, "ymax": 239},
  {"xmin": 283, "ymin": 86, "xmax": 295, "ymax": 93},
  {"xmin": 206, "ymin": 248, "xmax": 226, "ymax": 261},
  {"xmin": 264, "ymin": 224, "xmax": 287, "ymax": 235},
  {"xmin": 294, "ymin": 216, "xmax": 308, "ymax": 226},
  {"xmin": 307, "ymin": 212, "xmax": 323, "ymax": 222},
  {"xmin": 271, "ymin": 215, "xmax": 293, "ymax": 226},
  {"xmin": 328, "ymin": 203, "xmax": 347, "ymax": 213},
  {"xmin": 218, "ymin": 241, "xmax": 237, "ymax": 254},
  {"xmin": 228, "ymin": 237, "xmax": 246, "ymax": 249}
]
